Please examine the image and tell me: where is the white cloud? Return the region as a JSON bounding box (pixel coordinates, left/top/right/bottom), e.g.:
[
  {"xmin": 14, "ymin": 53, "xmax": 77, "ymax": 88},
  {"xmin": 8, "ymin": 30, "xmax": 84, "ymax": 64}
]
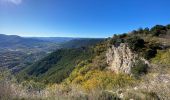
[{"xmin": 0, "ymin": 0, "xmax": 23, "ymax": 5}]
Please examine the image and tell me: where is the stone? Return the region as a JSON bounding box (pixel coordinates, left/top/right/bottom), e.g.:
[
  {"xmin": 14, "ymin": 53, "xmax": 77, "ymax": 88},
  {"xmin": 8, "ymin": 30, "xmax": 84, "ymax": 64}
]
[{"xmin": 106, "ymin": 43, "xmax": 138, "ymax": 74}]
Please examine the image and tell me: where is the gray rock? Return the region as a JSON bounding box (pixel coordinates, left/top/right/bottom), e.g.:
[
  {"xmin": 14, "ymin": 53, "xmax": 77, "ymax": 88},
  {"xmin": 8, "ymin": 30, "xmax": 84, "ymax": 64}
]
[{"xmin": 106, "ymin": 43, "xmax": 142, "ymax": 74}]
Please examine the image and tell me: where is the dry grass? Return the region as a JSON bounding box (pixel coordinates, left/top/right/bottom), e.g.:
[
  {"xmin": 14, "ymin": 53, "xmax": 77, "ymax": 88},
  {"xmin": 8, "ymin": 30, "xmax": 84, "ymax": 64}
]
[{"xmin": 0, "ymin": 75, "xmax": 170, "ymax": 100}]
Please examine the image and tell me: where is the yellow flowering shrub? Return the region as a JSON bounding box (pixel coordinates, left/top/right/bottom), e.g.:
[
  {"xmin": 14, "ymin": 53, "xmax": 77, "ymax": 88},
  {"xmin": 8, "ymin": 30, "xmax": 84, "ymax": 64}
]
[{"xmin": 68, "ymin": 70, "xmax": 135, "ymax": 91}]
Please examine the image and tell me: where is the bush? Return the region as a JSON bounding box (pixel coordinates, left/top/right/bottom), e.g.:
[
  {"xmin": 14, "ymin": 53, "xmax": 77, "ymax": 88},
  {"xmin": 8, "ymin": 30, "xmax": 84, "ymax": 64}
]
[
  {"xmin": 81, "ymin": 70, "xmax": 135, "ymax": 91},
  {"xmin": 21, "ymin": 80, "xmax": 46, "ymax": 91},
  {"xmin": 124, "ymin": 91, "xmax": 160, "ymax": 100},
  {"xmin": 150, "ymin": 25, "xmax": 167, "ymax": 36},
  {"xmin": 93, "ymin": 41, "xmax": 108, "ymax": 55},
  {"xmin": 109, "ymin": 35, "xmax": 125, "ymax": 47},
  {"xmin": 97, "ymin": 91, "xmax": 120, "ymax": 100},
  {"xmin": 166, "ymin": 24, "xmax": 170, "ymax": 29},
  {"xmin": 126, "ymin": 36, "xmax": 145, "ymax": 52},
  {"xmin": 131, "ymin": 60, "xmax": 148, "ymax": 78},
  {"xmin": 143, "ymin": 49, "xmax": 157, "ymax": 60}
]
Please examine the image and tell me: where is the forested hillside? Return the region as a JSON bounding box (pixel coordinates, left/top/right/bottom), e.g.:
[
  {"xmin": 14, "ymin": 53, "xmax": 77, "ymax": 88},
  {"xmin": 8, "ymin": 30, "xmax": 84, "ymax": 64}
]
[
  {"xmin": 17, "ymin": 48, "xmax": 94, "ymax": 83},
  {"xmin": 61, "ymin": 38, "xmax": 104, "ymax": 48}
]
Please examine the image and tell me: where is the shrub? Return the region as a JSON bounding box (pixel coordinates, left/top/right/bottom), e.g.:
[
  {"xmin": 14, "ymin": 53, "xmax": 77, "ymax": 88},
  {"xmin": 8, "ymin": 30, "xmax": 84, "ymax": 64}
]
[
  {"xmin": 97, "ymin": 91, "xmax": 120, "ymax": 100},
  {"xmin": 126, "ymin": 36, "xmax": 145, "ymax": 52},
  {"xmin": 81, "ymin": 70, "xmax": 135, "ymax": 91},
  {"xmin": 143, "ymin": 49, "xmax": 157, "ymax": 60},
  {"xmin": 124, "ymin": 91, "xmax": 160, "ymax": 100},
  {"xmin": 131, "ymin": 60, "xmax": 148, "ymax": 78},
  {"xmin": 109, "ymin": 34, "xmax": 125, "ymax": 47},
  {"xmin": 93, "ymin": 41, "xmax": 108, "ymax": 55},
  {"xmin": 150, "ymin": 25, "xmax": 167, "ymax": 36},
  {"xmin": 166, "ymin": 24, "xmax": 170, "ymax": 29},
  {"xmin": 21, "ymin": 80, "xmax": 46, "ymax": 91},
  {"xmin": 72, "ymin": 75, "xmax": 85, "ymax": 84}
]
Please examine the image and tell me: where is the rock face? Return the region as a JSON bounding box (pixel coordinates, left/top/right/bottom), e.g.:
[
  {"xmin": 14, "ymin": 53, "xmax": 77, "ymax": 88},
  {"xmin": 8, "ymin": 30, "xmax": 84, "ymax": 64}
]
[{"xmin": 106, "ymin": 43, "xmax": 138, "ymax": 74}]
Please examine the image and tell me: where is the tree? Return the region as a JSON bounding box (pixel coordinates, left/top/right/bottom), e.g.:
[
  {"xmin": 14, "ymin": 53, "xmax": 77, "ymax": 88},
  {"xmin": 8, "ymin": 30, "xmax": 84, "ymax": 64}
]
[
  {"xmin": 132, "ymin": 30, "xmax": 138, "ymax": 34},
  {"xmin": 150, "ymin": 25, "xmax": 167, "ymax": 36},
  {"xmin": 166, "ymin": 24, "xmax": 170, "ymax": 29},
  {"xmin": 126, "ymin": 36, "xmax": 145, "ymax": 52},
  {"xmin": 138, "ymin": 28, "xmax": 144, "ymax": 34},
  {"xmin": 143, "ymin": 27, "xmax": 150, "ymax": 34}
]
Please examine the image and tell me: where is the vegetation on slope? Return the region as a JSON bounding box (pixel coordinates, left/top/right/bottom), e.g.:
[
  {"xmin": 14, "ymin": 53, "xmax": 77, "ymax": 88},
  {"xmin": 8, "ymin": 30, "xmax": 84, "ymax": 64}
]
[
  {"xmin": 61, "ymin": 38, "xmax": 104, "ymax": 48},
  {"xmin": 11, "ymin": 24, "xmax": 170, "ymax": 99},
  {"xmin": 109, "ymin": 24, "xmax": 170, "ymax": 60},
  {"xmin": 152, "ymin": 49, "xmax": 170, "ymax": 66},
  {"xmin": 17, "ymin": 48, "xmax": 94, "ymax": 83},
  {"xmin": 65, "ymin": 40, "xmax": 135, "ymax": 91}
]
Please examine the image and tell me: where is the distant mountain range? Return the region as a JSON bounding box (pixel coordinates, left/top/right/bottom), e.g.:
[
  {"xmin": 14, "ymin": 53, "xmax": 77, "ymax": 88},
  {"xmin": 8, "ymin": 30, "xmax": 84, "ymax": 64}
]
[
  {"xmin": 0, "ymin": 34, "xmax": 104, "ymax": 51},
  {"xmin": 31, "ymin": 37, "xmax": 75, "ymax": 43},
  {"xmin": 0, "ymin": 34, "xmax": 70, "ymax": 51},
  {"xmin": 0, "ymin": 34, "xmax": 104, "ymax": 72}
]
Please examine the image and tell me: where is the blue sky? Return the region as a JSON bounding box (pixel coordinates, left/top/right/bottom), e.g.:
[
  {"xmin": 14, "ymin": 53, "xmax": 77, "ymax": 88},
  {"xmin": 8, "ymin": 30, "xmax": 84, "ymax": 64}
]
[{"xmin": 0, "ymin": 0, "xmax": 170, "ymax": 38}]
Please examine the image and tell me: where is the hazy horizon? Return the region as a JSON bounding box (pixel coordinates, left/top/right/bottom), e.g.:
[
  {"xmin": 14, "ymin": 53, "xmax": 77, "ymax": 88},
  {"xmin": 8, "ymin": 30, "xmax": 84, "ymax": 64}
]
[{"xmin": 0, "ymin": 33, "xmax": 106, "ymax": 38}]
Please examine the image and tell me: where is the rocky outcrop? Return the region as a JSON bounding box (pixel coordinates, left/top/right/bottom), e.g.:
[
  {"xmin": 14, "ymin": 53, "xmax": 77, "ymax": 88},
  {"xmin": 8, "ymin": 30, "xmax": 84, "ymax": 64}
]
[{"xmin": 106, "ymin": 43, "xmax": 138, "ymax": 74}]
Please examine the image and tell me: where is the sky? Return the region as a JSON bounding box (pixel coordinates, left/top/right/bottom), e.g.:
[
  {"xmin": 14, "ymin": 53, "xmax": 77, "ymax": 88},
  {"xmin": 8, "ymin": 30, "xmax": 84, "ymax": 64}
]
[{"xmin": 0, "ymin": 0, "xmax": 170, "ymax": 38}]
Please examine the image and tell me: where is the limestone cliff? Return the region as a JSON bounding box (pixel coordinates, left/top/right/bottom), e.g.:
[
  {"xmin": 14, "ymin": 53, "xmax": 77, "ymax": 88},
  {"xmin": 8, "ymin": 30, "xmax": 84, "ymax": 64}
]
[{"xmin": 106, "ymin": 43, "xmax": 148, "ymax": 74}]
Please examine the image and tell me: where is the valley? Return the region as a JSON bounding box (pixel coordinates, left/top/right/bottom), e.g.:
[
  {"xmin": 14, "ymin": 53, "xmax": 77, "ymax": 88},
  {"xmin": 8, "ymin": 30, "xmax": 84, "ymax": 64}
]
[{"xmin": 0, "ymin": 34, "xmax": 103, "ymax": 73}]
